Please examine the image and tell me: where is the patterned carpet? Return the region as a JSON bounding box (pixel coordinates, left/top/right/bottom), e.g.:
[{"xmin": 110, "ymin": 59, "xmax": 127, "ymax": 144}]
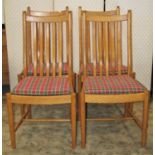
[{"xmin": 3, "ymin": 96, "xmax": 153, "ymax": 155}]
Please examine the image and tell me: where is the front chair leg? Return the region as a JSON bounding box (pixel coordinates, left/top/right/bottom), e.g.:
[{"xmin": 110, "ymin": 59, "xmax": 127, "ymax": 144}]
[
  {"xmin": 71, "ymin": 93, "xmax": 76, "ymax": 149},
  {"xmin": 78, "ymin": 75, "xmax": 82, "ymax": 122},
  {"xmin": 141, "ymin": 90, "xmax": 149, "ymax": 147},
  {"xmin": 80, "ymin": 92, "xmax": 86, "ymax": 148},
  {"xmin": 6, "ymin": 93, "xmax": 16, "ymax": 149}
]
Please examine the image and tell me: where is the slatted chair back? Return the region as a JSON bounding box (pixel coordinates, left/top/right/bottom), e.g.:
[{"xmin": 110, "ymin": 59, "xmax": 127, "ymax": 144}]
[
  {"xmin": 82, "ymin": 10, "xmax": 132, "ymax": 77},
  {"xmin": 23, "ymin": 10, "xmax": 72, "ymax": 79},
  {"xmin": 79, "ymin": 6, "xmax": 120, "ymax": 71}
]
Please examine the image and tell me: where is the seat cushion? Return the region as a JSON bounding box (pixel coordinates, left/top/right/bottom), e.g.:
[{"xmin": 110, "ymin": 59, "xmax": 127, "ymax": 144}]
[
  {"xmin": 84, "ymin": 75, "xmax": 145, "ymax": 94},
  {"xmin": 28, "ymin": 63, "xmax": 68, "ymax": 75},
  {"xmin": 80, "ymin": 63, "xmax": 128, "ymax": 75},
  {"xmin": 13, "ymin": 76, "xmax": 71, "ymax": 96}
]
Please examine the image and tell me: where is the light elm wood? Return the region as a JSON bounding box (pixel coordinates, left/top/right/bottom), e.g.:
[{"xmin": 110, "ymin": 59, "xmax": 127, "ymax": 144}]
[
  {"xmin": 80, "ymin": 10, "xmax": 149, "ymax": 148},
  {"xmin": 7, "ymin": 8, "xmax": 76, "ymax": 149}
]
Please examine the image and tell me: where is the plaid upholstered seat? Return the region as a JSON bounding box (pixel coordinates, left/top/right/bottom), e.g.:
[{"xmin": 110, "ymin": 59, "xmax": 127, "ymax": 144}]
[
  {"xmin": 28, "ymin": 63, "xmax": 68, "ymax": 75},
  {"xmin": 80, "ymin": 63, "xmax": 128, "ymax": 75},
  {"xmin": 13, "ymin": 76, "xmax": 71, "ymax": 96},
  {"xmin": 84, "ymin": 75, "xmax": 145, "ymax": 94}
]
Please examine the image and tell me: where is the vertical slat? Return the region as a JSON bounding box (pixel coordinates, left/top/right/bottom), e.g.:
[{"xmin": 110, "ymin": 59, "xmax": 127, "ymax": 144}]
[
  {"xmin": 58, "ymin": 22, "xmax": 63, "ymax": 76},
  {"xmin": 45, "ymin": 23, "xmax": 50, "ymax": 76},
  {"xmin": 114, "ymin": 21, "xmax": 118, "ymax": 72},
  {"xmin": 66, "ymin": 15, "xmax": 69, "ymax": 67},
  {"xmin": 86, "ymin": 21, "xmax": 91, "ymax": 63},
  {"xmin": 102, "ymin": 23, "xmax": 106, "ymax": 70},
  {"xmin": 37, "ymin": 23, "xmax": 40, "ymax": 64},
  {"xmin": 33, "ymin": 22, "xmax": 37, "ymax": 76},
  {"xmin": 23, "ymin": 11, "xmax": 27, "ymax": 76},
  {"xmin": 52, "ymin": 23, "xmax": 56, "ymax": 76},
  {"xmin": 98, "ymin": 22, "xmax": 103, "ymax": 76},
  {"xmin": 109, "ymin": 22, "xmax": 115, "ymax": 74},
  {"xmin": 39, "ymin": 23, "xmax": 44, "ymax": 76},
  {"xmin": 26, "ymin": 7, "xmax": 32, "ymax": 66},
  {"xmin": 83, "ymin": 12, "xmax": 87, "ymax": 77},
  {"xmin": 68, "ymin": 12, "xmax": 73, "ymax": 78},
  {"xmin": 127, "ymin": 10, "xmax": 132, "ymax": 75},
  {"xmin": 117, "ymin": 21, "xmax": 122, "ymax": 75},
  {"xmin": 27, "ymin": 22, "xmax": 32, "ymax": 65},
  {"xmin": 103, "ymin": 22, "xmax": 109, "ymax": 77},
  {"xmin": 26, "ymin": 8, "xmax": 32, "ymax": 67},
  {"xmin": 78, "ymin": 7, "xmax": 83, "ymax": 69},
  {"xmin": 92, "ymin": 22, "xmax": 97, "ymax": 76}
]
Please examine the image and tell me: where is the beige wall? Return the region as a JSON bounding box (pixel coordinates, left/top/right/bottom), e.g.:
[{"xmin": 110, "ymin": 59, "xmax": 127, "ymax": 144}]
[{"xmin": 5, "ymin": 0, "xmax": 152, "ymax": 90}]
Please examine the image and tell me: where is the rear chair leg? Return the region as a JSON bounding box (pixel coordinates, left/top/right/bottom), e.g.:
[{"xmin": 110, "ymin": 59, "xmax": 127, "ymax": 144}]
[
  {"xmin": 71, "ymin": 93, "xmax": 76, "ymax": 149},
  {"xmin": 78, "ymin": 75, "xmax": 82, "ymax": 122},
  {"xmin": 80, "ymin": 92, "xmax": 86, "ymax": 148},
  {"xmin": 27, "ymin": 105, "xmax": 32, "ymax": 119},
  {"xmin": 124, "ymin": 103, "xmax": 130, "ymax": 117},
  {"xmin": 20, "ymin": 105, "xmax": 25, "ymax": 116},
  {"xmin": 141, "ymin": 91, "xmax": 149, "ymax": 147},
  {"xmin": 6, "ymin": 93, "xmax": 16, "ymax": 149}
]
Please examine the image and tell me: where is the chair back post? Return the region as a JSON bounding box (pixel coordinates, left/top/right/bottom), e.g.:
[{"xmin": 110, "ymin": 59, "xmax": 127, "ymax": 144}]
[
  {"xmin": 83, "ymin": 11, "xmax": 87, "ymax": 78},
  {"xmin": 23, "ymin": 11, "xmax": 27, "ymax": 77},
  {"xmin": 68, "ymin": 11, "xmax": 73, "ymax": 83},
  {"xmin": 127, "ymin": 10, "xmax": 133, "ymax": 76},
  {"xmin": 78, "ymin": 6, "xmax": 83, "ymax": 70}
]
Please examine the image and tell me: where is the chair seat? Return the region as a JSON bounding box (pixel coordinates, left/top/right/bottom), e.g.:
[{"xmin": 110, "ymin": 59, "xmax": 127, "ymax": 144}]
[
  {"xmin": 84, "ymin": 75, "xmax": 145, "ymax": 94},
  {"xmin": 28, "ymin": 63, "xmax": 68, "ymax": 75},
  {"xmin": 13, "ymin": 76, "xmax": 71, "ymax": 96},
  {"xmin": 80, "ymin": 63, "xmax": 128, "ymax": 75}
]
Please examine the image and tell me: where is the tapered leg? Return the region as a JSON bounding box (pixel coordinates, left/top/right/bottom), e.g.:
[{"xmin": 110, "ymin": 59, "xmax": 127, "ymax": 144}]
[
  {"xmin": 71, "ymin": 93, "xmax": 76, "ymax": 149},
  {"xmin": 6, "ymin": 93, "xmax": 16, "ymax": 149},
  {"xmin": 128, "ymin": 103, "xmax": 133, "ymax": 114},
  {"xmin": 141, "ymin": 91, "xmax": 149, "ymax": 147},
  {"xmin": 78, "ymin": 75, "xmax": 82, "ymax": 121},
  {"xmin": 80, "ymin": 92, "xmax": 86, "ymax": 148},
  {"xmin": 124, "ymin": 103, "xmax": 130, "ymax": 117},
  {"xmin": 72, "ymin": 73, "xmax": 76, "ymax": 92},
  {"xmin": 27, "ymin": 105, "xmax": 32, "ymax": 119},
  {"xmin": 20, "ymin": 105, "xmax": 25, "ymax": 116}
]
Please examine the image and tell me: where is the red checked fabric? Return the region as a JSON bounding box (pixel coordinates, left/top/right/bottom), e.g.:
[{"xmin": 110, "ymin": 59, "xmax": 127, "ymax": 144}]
[
  {"xmin": 84, "ymin": 75, "xmax": 145, "ymax": 94},
  {"xmin": 13, "ymin": 76, "xmax": 71, "ymax": 96},
  {"xmin": 28, "ymin": 63, "xmax": 68, "ymax": 75},
  {"xmin": 80, "ymin": 63, "xmax": 128, "ymax": 75}
]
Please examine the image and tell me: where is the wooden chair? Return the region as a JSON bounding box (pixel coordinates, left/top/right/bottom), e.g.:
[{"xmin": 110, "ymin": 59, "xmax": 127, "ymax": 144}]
[
  {"xmin": 80, "ymin": 10, "xmax": 149, "ymax": 148},
  {"xmin": 78, "ymin": 6, "xmax": 136, "ymax": 120},
  {"xmin": 7, "ymin": 9, "xmax": 76, "ymax": 149},
  {"xmin": 18, "ymin": 6, "xmax": 76, "ymax": 118}
]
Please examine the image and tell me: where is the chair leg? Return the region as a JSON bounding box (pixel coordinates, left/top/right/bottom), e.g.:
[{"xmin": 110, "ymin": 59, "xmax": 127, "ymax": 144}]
[
  {"xmin": 27, "ymin": 105, "xmax": 32, "ymax": 119},
  {"xmin": 78, "ymin": 75, "xmax": 82, "ymax": 121},
  {"xmin": 71, "ymin": 93, "xmax": 76, "ymax": 149},
  {"xmin": 72, "ymin": 73, "xmax": 76, "ymax": 92},
  {"xmin": 124, "ymin": 103, "xmax": 130, "ymax": 117},
  {"xmin": 20, "ymin": 105, "xmax": 25, "ymax": 116},
  {"xmin": 141, "ymin": 91, "xmax": 149, "ymax": 147},
  {"xmin": 6, "ymin": 93, "xmax": 16, "ymax": 149},
  {"xmin": 80, "ymin": 92, "xmax": 86, "ymax": 148},
  {"xmin": 124, "ymin": 103, "xmax": 133, "ymax": 117}
]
